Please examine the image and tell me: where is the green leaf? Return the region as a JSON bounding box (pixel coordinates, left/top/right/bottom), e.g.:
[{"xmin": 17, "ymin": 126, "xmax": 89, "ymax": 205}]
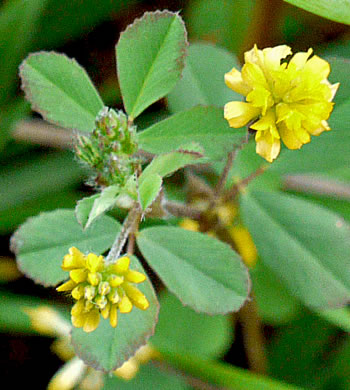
[
  {"xmin": 11, "ymin": 209, "xmax": 120, "ymax": 286},
  {"xmin": 152, "ymin": 291, "xmax": 232, "ymax": 358},
  {"xmin": 268, "ymin": 312, "xmax": 335, "ymax": 388},
  {"xmin": 284, "ymin": 0, "xmax": 350, "ymax": 25},
  {"xmin": 137, "ymin": 226, "xmax": 250, "ymax": 314},
  {"xmin": 167, "ymin": 42, "xmax": 241, "ymax": 113},
  {"xmin": 316, "ymin": 307, "xmax": 350, "ymax": 333},
  {"xmin": 0, "ymin": 151, "xmax": 83, "ymax": 212},
  {"xmin": 241, "ymin": 191, "xmax": 350, "ymax": 308},
  {"xmin": 251, "ymin": 260, "xmax": 300, "ymax": 325},
  {"xmin": 0, "ymin": 291, "xmax": 50, "ymax": 334},
  {"xmin": 76, "ymin": 186, "xmax": 120, "ymax": 229},
  {"xmin": 140, "ymin": 145, "xmax": 204, "ymax": 181},
  {"xmin": 138, "ymin": 106, "xmax": 244, "ymax": 161},
  {"xmin": 138, "ymin": 174, "xmax": 163, "ymax": 211},
  {"xmin": 138, "ymin": 146, "xmax": 203, "ymax": 210},
  {"xmin": 71, "ymin": 255, "xmax": 159, "ymax": 372},
  {"xmin": 186, "ymin": 0, "xmax": 255, "ymax": 55},
  {"xmin": 0, "ymin": 0, "xmax": 47, "ymax": 104},
  {"xmin": 116, "ymin": 11, "xmax": 187, "ymax": 119},
  {"xmin": 0, "ymin": 151, "xmax": 85, "ymax": 233},
  {"xmin": 103, "ymin": 363, "xmax": 187, "ymax": 389},
  {"xmin": 75, "ymin": 194, "xmax": 101, "ymax": 228},
  {"xmin": 161, "ymin": 351, "xmax": 305, "ymax": 390},
  {"xmin": 327, "ymin": 56, "xmax": 350, "ymax": 106},
  {"xmin": 35, "ymin": 0, "xmax": 135, "ymax": 48},
  {"xmin": 19, "ymin": 52, "xmax": 104, "ymax": 132}
]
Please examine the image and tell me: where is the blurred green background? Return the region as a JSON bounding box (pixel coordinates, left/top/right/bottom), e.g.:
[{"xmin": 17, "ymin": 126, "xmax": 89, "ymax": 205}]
[{"xmin": 1, "ymin": 0, "xmax": 350, "ymax": 388}]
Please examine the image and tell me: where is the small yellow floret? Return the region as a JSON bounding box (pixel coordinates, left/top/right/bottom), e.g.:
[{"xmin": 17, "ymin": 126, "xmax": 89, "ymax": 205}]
[
  {"xmin": 179, "ymin": 218, "xmax": 200, "ymax": 232},
  {"xmin": 24, "ymin": 306, "xmax": 71, "ymax": 337},
  {"xmin": 224, "ymin": 44, "xmax": 339, "ymax": 162},
  {"xmin": 113, "ymin": 344, "xmax": 159, "ymax": 380},
  {"xmin": 48, "ymin": 357, "xmax": 86, "ymax": 390},
  {"xmin": 56, "ymin": 248, "xmax": 150, "ymax": 333},
  {"xmin": 229, "ymin": 225, "xmax": 258, "ymax": 267}
]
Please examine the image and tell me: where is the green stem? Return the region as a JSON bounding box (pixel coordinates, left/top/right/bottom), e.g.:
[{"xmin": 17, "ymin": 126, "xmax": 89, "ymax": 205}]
[
  {"xmin": 238, "ymin": 292, "xmax": 267, "ymax": 374},
  {"xmin": 155, "ymin": 351, "xmax": 303, "ymax": 390}
]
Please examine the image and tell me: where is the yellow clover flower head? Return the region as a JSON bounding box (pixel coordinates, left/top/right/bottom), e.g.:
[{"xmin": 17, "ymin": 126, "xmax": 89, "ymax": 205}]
[
  {"xmin": 57, "ymin": 247, "xmax": 150, "ymax": 333},
  {"xmin": 224, "ymin": 45, "xmax": 339, "ymax": 162}
]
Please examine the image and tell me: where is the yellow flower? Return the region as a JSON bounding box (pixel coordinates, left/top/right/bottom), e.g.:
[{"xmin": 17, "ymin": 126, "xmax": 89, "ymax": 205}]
[
  {"xmin": 224, "ymin": 45, "xmax": 339, "ymax": 162},
  {"xmin": 229, "ymin": 225, "xmax": 257, "ymax": 267},
  {"xmin": 179, "ymin": 218, "xmax": 200, "ymax": 232},
  {"xmin": 113, "ymin": 344, "xmax": 159, "ymax": 380},
  {"xmin": 57, "ymin": 247, "xmax": 150, "ymax": 333},
  {"xmin": 24, "ymin": 306, "xmax": 72, "ymax": 338},
  {"xmin": 48, "ymin": 357, "xmax": 86, "ymax": 390}
]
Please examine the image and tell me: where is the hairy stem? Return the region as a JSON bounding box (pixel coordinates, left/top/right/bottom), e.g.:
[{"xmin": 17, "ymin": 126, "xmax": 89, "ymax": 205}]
[
  {"xmin": 224, "ymin": 165, "xmax": 267, "ymax": 201},
  {"xmin": 214, "ymin": 134, "xmax": 250, "ymax": 200},
  {"xmin": 162, "ymin": 200, "xmax": 202, "ymax": 220},
  {"xmin": 105, "ymin": 206, "xmax": 141, "ymax": 264},
  {"xmin": 214, "ymin": 148, "xmax": 239, "ymax": 198}
]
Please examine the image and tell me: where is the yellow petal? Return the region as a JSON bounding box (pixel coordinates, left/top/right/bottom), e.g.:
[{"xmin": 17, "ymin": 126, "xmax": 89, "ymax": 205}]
[
  {"xmin": 244, "ymin": 44, "xmax": 263, "ymax": 65},
  {"xmin": 69, "ymin": 269, "xmax": 87, "ymax": 283},
  {"xmin": 216, "ymin": 203, "xmax": 237, "ymax": 226},
  {"xmin": 101, "ymin": 302, "xmax": 111, "ymax": 319},
  {"xmin": 289, "ymin": 48, "xmax": 313, "ymax": 69},
  {"xmin": 109, "ymin": 304, "xmax": 118, "ymax": 328},
  {"xmin": 71, "ymin": 313, "xmax": 85, "ymax": 328},
  {"xmin": 262, "ymin": 45, "xmax": 292, "ymax": 71},
  {"xmin": 71, "ymin": 284, "xmax": 85, "ymax": 300},
  {"xmin": 179, "ymin": 218, "xmax": 200, "ymax": 232},
  {"xmin": 134, "ymin": 344, "xmax": 159, "ymax": 363},
  {"xmin": 114, "ymin": 358, "xmax": 139, "ymax": 380},
  {"xmin": 304, "ymin": 55, "xmax": 330, "ymax": 79},
  {"xmin": 294, "ymin": 126, "xmax": 311, "ymax": 144},
  {"xmin": 255, "ymin": 131, "xmax": 281, "ymax": 162},
  {"xmin": 250, "ymin": 109, "xmax": 280, "ymax": 139},
  {"xmin": 123, "ymin": 283, "xmax": 150, "ymax": 310},
  {"xmin": 98, "ymin": 281, "xmax": 111, "ymax": 296},
  {"xmin": 86, "ymin": 253, "xmax": 104, "ymax": 273},
  {"xmin": 278, "ymin": 122, "xmax": 303, "ymax": 150},
  {"xmin": 330, "ymin": 82, "xmax": 340, "ymax": 101},
  {"xmin": 109, "ymin": 275, "xmax": 124, "ymax": 287},
  {"xmin": 224, "ymin": 101, "xmax": 260, "ymax": 128},
  {"xmin": 308, "ymin": 120, "xmax": 330, "ymax": 136},
  {"xmin": 125, "ymin": 270, "xmax": 146, "ymax": 283},
  {"xmin": 62, "ymin": 247, "xmax": 85, "ymax": 270},
  {"xmin": 95, "ymin": 295, "xmax": 108, "ymax": 310},
  {"xmin": 108, "ymin": 289, "xmax": 120, "ymax": 304},
  {"xmin": 241, "ymin": 63, "xmax": 268, "ymax": 88},
  {"xmin": 83, "ymin": 309, "xmax": 100, "ymax": 333},
  {"xmin": 111, "ymin": 256, "xmax": 130, "ymax": 275},
  {"xmin": 56, "ymin": 279, "xmax": 76, "ymax": 292},
  {"xmin": 225, "ymin": 67, "xmax": 251, "ymax": 96},
  {"xmin": 246, "ymin": 86, "xmax": 274, "ymax": 114},
  {"xmin": 48, "ymin": 357, "xmax": 86, "ymax": 390},
  {"xmin": 71, "ymin": 299, "xmax": 85, "ymax": 317},
  {"xmin": 229, "ymin": 226, "xmax": 257, "ymax": 268},
  {"xmin": 118, "ymin": 296, "xmax": 133, "ymax": 313},
  {"xmin": 87, "ymin": 271, "xmax": 101, "ymax": 286},
  {"xmin": 84, "ymin": 285, "xmax": 96, "ymax": 301},
  {"xmin": 24, "ymin": 306, "xmax": 71, "ymax": 337}
]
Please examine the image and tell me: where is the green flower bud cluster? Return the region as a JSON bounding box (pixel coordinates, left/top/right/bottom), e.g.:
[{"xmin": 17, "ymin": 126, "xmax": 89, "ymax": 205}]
[{"xmin": 74, "ymin": 107, "xmax": 139, "ymax": 187}]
